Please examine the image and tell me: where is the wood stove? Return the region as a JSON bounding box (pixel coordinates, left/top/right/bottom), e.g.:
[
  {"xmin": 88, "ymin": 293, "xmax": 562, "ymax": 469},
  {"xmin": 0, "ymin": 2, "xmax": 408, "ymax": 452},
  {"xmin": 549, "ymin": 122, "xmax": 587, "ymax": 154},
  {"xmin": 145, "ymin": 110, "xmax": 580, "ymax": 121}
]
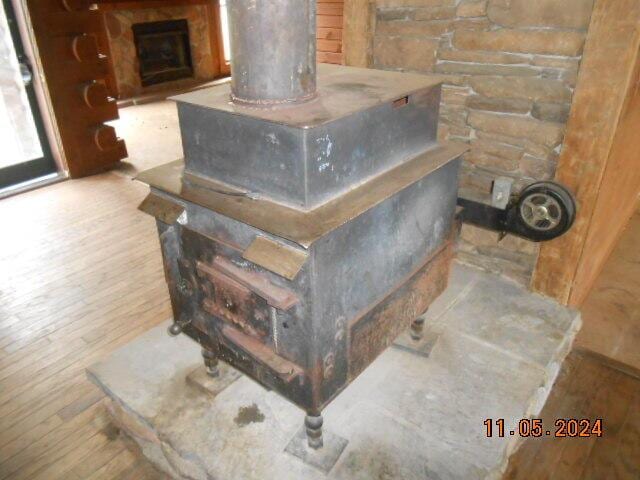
[{"xmin": 136, "ymin": 0, "xmax": 465, "ymax": 453}]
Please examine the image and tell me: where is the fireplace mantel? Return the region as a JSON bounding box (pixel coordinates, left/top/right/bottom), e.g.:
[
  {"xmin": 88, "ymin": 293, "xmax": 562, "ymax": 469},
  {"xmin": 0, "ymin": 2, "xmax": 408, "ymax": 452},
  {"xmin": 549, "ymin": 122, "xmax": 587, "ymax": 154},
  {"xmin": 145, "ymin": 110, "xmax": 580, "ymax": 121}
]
[{"xmin": 96, "ymin": 0, "xmax": 213, "ymax": 12}]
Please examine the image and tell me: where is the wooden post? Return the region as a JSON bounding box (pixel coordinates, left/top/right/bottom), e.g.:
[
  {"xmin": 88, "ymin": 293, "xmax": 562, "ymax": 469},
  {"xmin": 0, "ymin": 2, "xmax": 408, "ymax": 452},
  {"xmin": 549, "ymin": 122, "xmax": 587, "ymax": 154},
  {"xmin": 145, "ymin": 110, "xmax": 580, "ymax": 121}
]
[
  {"xmin": 532, "ymin": 0, "xmax": 640, "ymax": 306},
  {"xmin": 342, "ymin": 0, "xmax": 375, "ymax": 68}
]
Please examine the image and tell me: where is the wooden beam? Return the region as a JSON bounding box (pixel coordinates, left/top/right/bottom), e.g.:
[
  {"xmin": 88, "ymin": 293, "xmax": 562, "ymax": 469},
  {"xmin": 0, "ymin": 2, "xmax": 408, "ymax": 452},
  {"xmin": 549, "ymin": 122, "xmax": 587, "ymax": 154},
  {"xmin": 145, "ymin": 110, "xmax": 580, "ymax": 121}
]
[
  {"xmin": 95, "ymin": 0, "xmax": 208, "ymax": 11},
  {"xmin": 25, "ymin": 0, "xmax": 128, "ymax": 177},
  {"xmin": 206, "ymin": 0, "xmax": 226, "ymax": 78},
  {"xmin": 342, "ymin": 0, "xmax": 375, "ymax": 67},
  {"xmin": 531, "ymin": 0, "xmax": 640, "ymax": 306},
  {"xmin": 567, "ymin": 54, "xmax": 640, "ymax": 305}
]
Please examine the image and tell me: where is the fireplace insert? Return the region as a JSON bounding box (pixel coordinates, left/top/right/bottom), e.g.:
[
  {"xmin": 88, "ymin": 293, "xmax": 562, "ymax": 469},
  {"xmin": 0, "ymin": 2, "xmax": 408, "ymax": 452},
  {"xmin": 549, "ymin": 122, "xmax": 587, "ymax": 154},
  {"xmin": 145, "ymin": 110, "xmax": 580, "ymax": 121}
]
[{"xmin": 132, "ymin": 19, "xmax": 193, "ymax": 87}]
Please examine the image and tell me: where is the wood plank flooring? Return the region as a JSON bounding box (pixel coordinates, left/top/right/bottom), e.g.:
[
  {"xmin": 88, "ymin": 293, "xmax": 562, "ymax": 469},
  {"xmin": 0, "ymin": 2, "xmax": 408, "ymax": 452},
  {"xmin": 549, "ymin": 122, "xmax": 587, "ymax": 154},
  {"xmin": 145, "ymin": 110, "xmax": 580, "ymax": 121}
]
[
  {"xmin": 504, "ymin": 349, "xmax": 640, "ymax": 479},
  {"xmin": 505, "ymin": 205, "xmax": 640, "ymax": 480},
  {"xmin": 576, "ymin": 208, "xmax": 640, "ymax": 371},
  {"xmin": 110, "ymin": 101, "xmax": 183, "ymax": 177},
  {"xmin": 0, "ymin": 172, "xmax": 170, "ymax": 479}
]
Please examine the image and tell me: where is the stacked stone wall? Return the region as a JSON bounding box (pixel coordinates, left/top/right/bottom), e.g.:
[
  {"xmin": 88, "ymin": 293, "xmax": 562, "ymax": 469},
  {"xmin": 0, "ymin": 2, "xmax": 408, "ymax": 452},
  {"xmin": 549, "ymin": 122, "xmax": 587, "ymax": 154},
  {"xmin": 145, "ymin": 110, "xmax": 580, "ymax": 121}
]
[{"xmin": 373, "ymin": 0, "xmax": 595, "ymax": 283}]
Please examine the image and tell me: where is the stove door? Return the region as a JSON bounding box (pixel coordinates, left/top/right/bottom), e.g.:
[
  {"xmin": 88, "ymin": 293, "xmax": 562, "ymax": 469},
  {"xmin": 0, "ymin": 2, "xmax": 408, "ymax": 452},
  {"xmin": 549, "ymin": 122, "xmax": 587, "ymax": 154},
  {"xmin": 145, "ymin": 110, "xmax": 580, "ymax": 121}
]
[
  {"xmin": 175, "ymin": 226, "xmax": 308, "ymax": 395},
  {"xmin": 197, "ymin": 261, "xmax": 271, "ymax": 339},
  {"xmin": 174, "ymin": 227, "xmax": 273, "ymax": 341}
]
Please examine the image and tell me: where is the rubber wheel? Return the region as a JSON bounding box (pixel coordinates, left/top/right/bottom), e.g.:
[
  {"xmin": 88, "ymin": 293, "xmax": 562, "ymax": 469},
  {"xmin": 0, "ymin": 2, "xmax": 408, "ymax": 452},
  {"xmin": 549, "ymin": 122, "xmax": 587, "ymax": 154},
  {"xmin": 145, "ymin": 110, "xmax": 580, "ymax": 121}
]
[{"xmin": 515, "ymin": 181, "xmax": 576, "ymax": 241}]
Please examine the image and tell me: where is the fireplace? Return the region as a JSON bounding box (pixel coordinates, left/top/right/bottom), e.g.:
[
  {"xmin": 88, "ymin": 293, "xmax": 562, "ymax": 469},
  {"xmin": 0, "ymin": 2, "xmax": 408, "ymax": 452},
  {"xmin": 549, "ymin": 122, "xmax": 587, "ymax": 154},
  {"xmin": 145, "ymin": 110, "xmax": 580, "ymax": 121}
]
[{"xmin": 133, "ymin": 19, "xmax": 193, "ymax": 87}]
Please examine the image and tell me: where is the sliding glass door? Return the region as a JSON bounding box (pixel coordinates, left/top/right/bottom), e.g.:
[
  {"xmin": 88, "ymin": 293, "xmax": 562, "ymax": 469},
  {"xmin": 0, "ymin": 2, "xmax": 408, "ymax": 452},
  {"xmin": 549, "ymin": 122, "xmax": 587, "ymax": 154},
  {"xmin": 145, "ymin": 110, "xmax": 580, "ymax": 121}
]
[{"xmin": 0, "ymin": 0, "xmax": 56, "ymax": 190}]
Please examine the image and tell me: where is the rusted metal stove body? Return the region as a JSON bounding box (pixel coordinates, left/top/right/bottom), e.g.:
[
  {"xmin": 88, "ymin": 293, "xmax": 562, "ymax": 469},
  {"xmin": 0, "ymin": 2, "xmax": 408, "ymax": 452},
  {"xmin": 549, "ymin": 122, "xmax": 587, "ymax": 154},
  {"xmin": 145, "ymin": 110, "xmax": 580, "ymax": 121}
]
[{"xmin": 137, "ymin": 16, "xmax": 464, "ymax": 450}]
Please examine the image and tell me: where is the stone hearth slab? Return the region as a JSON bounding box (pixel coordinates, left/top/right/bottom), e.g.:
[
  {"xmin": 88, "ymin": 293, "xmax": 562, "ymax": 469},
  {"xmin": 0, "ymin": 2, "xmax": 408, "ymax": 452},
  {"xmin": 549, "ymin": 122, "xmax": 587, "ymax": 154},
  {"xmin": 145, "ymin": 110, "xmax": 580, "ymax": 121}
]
[{"xmin": 87, "ymin": 263, "xmax": 581, "ymax": 480}]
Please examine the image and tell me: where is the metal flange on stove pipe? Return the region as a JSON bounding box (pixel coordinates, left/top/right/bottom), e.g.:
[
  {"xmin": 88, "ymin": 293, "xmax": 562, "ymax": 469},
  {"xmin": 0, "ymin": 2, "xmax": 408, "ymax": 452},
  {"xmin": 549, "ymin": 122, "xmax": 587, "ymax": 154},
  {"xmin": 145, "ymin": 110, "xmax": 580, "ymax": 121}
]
[{"xmin": 457, "ymin": 178, "xmax": 577, "ymax": 242}]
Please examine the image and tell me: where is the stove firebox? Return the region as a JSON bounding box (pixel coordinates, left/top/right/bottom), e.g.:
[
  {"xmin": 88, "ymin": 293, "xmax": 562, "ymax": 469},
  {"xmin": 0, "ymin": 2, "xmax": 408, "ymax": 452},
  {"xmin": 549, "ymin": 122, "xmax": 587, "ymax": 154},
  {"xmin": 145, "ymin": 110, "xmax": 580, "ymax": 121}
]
[{"xmin": 137, "ymin": 0, "xmax": 465, "ymax": 454}]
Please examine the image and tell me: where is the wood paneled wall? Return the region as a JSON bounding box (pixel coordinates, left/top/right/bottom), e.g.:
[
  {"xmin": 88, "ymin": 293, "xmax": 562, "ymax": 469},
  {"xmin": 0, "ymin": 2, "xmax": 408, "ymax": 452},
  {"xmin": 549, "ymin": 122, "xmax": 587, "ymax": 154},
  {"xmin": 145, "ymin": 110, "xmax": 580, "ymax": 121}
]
[
  {"xmin": 95, "ymin": 0, "xmax": 346, "ymax": 66},
  {"xmin": 317, "ymin": 0, "xmax": 344, "ymax": 64},
  {"xmin": 532, "ymin": 0, "xmax": 640, "ymax": 306}
]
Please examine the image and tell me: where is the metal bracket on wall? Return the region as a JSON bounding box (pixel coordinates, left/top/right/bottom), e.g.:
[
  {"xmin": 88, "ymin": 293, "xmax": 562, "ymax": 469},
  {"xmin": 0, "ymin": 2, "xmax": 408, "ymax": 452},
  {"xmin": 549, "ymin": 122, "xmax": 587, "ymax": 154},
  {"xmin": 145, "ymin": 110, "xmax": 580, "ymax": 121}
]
[{"xmin": 457, "ymin": 180, "xmax": 577, "ymax": 242}]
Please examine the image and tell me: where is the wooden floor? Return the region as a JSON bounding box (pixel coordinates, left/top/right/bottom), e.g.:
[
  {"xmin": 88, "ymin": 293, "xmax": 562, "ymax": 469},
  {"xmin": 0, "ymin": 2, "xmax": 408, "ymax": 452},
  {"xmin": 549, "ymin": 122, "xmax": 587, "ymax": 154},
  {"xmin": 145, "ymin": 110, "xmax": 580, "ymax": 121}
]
[
  {"xmin": 0, "ymin": 173, "xmax": 171, "ymax": 479},
  {"xmin": 505, "ymin": 208, "xmax": 640, "ymax": 480},
  {"xmin": 110, "ymin": 100, "xmax": 183, "ymax": 177},
  {"xmin": 504, "ymin": 349, "xmax": 640, "ymax": 479},
  {"xmin": 576, "ymin": 208, "xmax": 640, "ymax": 371}
]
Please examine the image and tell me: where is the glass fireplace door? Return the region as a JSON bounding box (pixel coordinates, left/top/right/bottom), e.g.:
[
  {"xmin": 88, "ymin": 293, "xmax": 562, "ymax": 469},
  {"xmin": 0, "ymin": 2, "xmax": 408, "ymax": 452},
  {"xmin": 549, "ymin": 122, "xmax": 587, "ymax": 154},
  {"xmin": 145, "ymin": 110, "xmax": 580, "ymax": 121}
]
[{"xmin": 0, "ymin": 0, "xmax": 56, "ymax": 190}]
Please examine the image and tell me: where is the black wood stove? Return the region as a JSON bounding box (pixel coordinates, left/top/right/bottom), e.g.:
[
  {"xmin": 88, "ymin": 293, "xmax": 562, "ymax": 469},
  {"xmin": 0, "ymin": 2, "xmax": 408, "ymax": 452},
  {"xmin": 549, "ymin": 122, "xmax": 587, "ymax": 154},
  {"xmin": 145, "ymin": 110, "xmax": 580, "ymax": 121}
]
[{"xmin": 136, "ymin": 0, "xmax": 465, "ymax": 451}]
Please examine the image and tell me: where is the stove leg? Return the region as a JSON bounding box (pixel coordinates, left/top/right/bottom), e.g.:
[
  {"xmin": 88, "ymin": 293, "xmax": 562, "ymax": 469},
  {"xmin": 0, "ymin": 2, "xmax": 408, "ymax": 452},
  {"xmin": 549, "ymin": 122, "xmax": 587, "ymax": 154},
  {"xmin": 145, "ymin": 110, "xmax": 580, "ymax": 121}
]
[
  {"xmin": 201, "ymin": 348, "xmax": 220, "ymax": 378},
  {"xmin": 410, "ymin": 312, "xmax": 427, "ymax": 341},
  {"xmin": 285, "ymin": 412, "xmax": 347, "ymax": 472},
  {"xmin": 305, "ymin": 414, "xmax": 323, "ymax": 449}
]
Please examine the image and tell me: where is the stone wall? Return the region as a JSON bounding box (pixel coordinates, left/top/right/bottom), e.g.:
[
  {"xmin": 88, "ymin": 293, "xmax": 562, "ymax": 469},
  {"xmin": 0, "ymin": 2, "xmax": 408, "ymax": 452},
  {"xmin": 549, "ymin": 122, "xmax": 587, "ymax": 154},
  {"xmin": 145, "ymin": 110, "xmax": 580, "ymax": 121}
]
[
  {"xmin": 104, "ymin": 6, "xmax": 217, "ymax": 99},
  {"xmin": 372, "ymin": 0, "xmax": 595, "ymax": 284}
]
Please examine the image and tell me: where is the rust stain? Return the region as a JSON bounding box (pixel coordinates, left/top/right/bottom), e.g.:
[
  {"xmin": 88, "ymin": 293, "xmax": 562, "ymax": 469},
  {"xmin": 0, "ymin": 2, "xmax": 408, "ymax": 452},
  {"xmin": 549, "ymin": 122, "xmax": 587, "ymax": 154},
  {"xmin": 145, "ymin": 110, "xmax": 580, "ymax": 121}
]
[{"xmin": 349, "ymin": 240, "xmax": 453, "ymax": 379}]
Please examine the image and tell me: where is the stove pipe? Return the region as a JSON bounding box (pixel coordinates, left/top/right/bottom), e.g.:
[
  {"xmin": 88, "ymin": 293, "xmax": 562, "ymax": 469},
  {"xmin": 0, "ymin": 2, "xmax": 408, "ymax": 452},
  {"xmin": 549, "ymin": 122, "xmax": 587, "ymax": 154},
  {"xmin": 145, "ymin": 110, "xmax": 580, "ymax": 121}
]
[{"xmin": 227, "ymin": 0, "xmax": 317, "ymax": 106}]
